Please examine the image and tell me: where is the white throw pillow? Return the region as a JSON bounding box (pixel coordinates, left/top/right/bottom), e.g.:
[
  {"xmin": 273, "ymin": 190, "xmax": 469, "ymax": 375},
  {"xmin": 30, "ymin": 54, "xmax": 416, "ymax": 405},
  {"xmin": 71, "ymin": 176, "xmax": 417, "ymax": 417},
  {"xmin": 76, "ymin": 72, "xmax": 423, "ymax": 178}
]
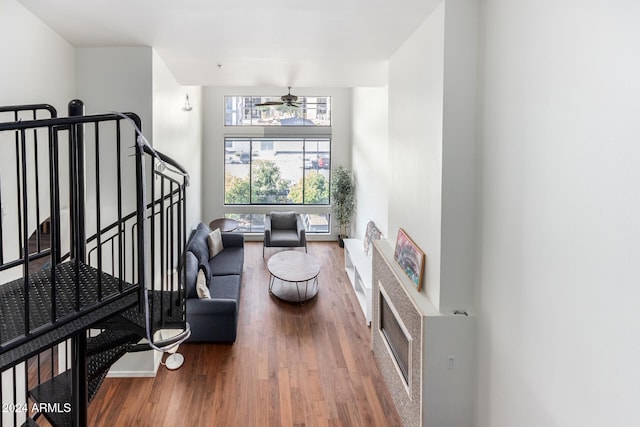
[
  {"xmin": 208, "ymin": 228, "xmax": 224, "ymax": 258},
  {"xmin": 196, "ymin": 269, "xmax": 210, "ymax": 299}
]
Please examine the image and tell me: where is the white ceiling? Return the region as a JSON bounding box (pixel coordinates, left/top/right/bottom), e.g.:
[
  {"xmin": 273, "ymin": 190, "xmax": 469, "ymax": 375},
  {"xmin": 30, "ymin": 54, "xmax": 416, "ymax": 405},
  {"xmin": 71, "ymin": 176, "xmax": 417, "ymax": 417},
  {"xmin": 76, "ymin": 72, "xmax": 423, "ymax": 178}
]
[{"xmin": 19, "ymin": 0, "xmax": 438, "ymax": 88}]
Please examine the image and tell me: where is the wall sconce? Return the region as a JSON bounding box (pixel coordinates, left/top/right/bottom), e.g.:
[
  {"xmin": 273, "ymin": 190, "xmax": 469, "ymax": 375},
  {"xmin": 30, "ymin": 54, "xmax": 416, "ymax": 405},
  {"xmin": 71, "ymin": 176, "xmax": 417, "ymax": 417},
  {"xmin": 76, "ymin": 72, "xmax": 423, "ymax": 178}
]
[{"xmin": 183, "ymin": 94, "xmax": 193, "ymax": 112}]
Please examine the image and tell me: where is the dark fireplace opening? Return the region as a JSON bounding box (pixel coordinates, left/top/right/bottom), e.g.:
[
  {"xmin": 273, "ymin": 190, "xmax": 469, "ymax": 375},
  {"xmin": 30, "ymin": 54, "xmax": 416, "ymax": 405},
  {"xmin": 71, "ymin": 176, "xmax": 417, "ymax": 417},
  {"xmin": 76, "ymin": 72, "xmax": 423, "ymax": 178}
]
[{"xmin": 380, "ymin": 292, "xmax": 410, "ymax": 384}]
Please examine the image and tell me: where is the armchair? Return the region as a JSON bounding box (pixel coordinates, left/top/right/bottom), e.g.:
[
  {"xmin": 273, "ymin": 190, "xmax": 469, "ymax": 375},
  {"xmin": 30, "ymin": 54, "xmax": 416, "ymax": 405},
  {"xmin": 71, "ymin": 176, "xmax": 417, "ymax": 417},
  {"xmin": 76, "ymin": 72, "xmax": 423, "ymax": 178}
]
[{"xmin": 263, "ymin": 212, "xmax": 307, "ymax": 257}]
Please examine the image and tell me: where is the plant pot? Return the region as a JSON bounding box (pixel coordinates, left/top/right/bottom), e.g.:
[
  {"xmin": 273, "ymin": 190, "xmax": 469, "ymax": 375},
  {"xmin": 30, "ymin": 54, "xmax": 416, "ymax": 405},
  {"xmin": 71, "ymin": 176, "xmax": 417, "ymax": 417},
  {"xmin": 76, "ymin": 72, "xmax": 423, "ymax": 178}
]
[{"xmin": 338, "ymin": 235, "xmax": 347, "ymax": 248}]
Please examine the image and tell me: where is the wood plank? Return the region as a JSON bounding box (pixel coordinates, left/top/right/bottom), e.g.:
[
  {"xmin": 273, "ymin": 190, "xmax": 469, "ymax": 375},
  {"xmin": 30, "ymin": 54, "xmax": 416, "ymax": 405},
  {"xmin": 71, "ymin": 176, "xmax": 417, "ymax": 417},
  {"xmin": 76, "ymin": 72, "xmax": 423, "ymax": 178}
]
[{"xmin": 88, "ymin": 242, "xmax": 402, "ymax": 426}]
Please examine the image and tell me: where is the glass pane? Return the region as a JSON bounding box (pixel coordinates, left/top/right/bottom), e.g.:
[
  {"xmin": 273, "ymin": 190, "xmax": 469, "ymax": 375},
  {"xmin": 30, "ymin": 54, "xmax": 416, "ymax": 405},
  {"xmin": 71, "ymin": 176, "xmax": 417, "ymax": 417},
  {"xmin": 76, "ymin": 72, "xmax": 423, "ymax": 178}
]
[
  {"xmin": 224, "ymin": 138, "xmax": 251, "ymax": 204},
  {"xmin": 224, "ymin": 137, "xmax": 331, "ymax": 206},
  {"xmin": 225, "ymin": 213, "xmax": 265, "ymax": 233},
  {"xmin": 251, "ymin": 139, "xmax": 303, "ymax": 204},
  {"xmin": 301, "ymin": 96, "xmax": 331, "ymax": 126},
  {"xmin": 294, "ymin": 139, "xmax": 330, "ymax": 204},
  {"xmin": 303, "ymin": 214, "xmax": 330, "ymax": 233}
]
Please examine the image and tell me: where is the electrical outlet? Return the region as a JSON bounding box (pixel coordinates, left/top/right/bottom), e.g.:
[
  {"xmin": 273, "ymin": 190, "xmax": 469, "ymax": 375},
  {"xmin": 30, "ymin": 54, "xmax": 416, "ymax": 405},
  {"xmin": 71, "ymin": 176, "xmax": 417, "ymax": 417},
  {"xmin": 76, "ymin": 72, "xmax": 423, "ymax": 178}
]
[{"xmin": 447, "ymin": 355, "xmax": 456, "ymax": 369}]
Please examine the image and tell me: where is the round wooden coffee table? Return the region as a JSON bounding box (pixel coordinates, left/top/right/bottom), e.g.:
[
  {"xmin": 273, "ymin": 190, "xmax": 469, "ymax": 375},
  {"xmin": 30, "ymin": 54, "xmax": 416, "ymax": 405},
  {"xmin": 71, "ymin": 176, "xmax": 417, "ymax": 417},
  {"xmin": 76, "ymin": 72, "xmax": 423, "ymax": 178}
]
[{"xmin": 267, "ymin": 251, "xmax": 320, "ymax": 303}]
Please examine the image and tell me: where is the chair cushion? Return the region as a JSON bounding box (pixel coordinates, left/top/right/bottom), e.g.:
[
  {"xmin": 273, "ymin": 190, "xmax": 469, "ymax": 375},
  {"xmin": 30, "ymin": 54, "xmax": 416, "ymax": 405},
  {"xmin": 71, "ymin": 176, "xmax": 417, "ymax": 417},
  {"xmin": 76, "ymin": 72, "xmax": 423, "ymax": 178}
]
[
  {"xmin": 270, "ymin": 212, "xmax": 297, "ymax": 230},
  {"xmin": 270, "ymin": 229, "xmax": 303, "ymax": 246}
]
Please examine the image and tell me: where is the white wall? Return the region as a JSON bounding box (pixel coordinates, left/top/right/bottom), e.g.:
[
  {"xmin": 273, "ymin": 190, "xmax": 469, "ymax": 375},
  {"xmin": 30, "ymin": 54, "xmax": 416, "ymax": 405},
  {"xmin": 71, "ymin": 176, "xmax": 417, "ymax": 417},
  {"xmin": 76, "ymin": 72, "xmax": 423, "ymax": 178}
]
[
  {"xmin": 76, "ymin": 47, "xmax": 202, "ymax": 238},
  {"xmin": 76, "ymin": 47, "xmax": 154, "ymax": 254},
  {"xmin": 202, "ymin": 86, "xmax": 352, "ymax": 240},
  {"xmin": 387, "ymin": 0, "xmax": 477, "ymax": 315},
  {"xmin": 0, "ymin": 2, "xmax": 74, "ymax": 421},
  {"xmin": 351, "ymin": 87, "xmax": 389, "ymax": 240},
  {"xmin": 388, "ymin": 3, "xmax": 445, "ymax": 311},
  {"xmin": 76, "ymin": 47, "xmax": 203, "ymax": 376},
  {"xmin": 152, "ymin": 50, "xmax": 203, "ymax": 230},
  {"xmin": 476, "ymin": 1, "xmax": 640, "ymax": 426},
  {"xmin": 440, "ymin": 0, "xmax": 478, "ymax": 314},
  {"xmin": 75, "ymin": 47, "xmax": 156, "ymax": 375},
  {"xmin": 76, "ymin": 47, "xmax": 153, "ymax": 132},
  {"xmin": 0, "ymin": 0, "xmax": 75, "ymax": 109},
  {"xmin": 0, "ymin": 0, "xmax": 75, "ymax": 285},
  {"xmin": 384, "ymin": 2, "xmax": 478, "ymax": 425}
]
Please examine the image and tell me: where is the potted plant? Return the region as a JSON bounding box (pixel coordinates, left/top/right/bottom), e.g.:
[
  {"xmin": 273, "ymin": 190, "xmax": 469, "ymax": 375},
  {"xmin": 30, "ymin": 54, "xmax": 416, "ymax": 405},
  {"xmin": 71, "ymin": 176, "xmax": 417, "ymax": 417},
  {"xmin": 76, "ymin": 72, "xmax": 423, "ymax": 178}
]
[{"xmin": 331, "ymin": 166, "xmax": 355, "ymax": 247}]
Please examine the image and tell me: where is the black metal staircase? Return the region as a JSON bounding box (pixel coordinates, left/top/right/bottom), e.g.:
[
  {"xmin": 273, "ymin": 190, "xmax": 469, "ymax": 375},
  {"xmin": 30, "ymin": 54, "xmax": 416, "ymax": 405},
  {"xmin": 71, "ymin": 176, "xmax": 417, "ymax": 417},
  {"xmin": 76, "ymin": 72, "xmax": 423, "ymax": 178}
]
[{"xmin": 0, "ymin": 101, "xmax": 190, "ymax": 426}]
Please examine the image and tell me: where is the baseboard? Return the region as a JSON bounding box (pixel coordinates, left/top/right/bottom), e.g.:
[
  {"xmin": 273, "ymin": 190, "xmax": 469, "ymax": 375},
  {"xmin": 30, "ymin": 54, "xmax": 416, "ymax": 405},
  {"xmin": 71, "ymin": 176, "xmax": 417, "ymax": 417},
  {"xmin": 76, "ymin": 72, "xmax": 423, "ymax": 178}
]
[
  {"xmin": 106, "ymin": 369, "xmax": 157, "ymax": 378},
  {"xmin": 106, "ymin": 351, "xmax": 162, "ymax": 378}
]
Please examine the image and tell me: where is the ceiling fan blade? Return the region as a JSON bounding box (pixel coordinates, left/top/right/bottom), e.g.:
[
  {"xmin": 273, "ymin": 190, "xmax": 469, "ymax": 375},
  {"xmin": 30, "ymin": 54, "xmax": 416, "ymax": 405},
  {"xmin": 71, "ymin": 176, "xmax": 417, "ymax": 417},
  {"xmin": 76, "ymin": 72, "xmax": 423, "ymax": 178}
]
[{"xmin": 255, "ymin": 101, "xmax": 284, "ymax": 107}]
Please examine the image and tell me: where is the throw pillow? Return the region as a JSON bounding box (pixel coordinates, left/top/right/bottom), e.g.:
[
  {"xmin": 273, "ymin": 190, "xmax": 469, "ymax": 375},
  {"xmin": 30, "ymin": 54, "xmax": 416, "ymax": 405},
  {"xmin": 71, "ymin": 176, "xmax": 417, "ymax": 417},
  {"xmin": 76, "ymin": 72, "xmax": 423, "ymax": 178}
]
[
  {"xmin": 199, "ymin": 261, "xmax": 211, "ymax": 285},
  {"xmin": 196, "ymin": 268, "xmax": 210, "ymax": 299},
  {"xmin": 208, "ymin": 228, "xmax": 224, "ymax": 258}
]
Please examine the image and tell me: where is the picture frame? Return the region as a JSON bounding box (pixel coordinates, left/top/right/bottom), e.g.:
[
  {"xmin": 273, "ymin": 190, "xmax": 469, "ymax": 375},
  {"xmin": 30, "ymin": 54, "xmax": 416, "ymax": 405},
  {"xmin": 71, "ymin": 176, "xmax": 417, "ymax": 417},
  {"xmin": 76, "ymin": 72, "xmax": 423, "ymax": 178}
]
[{"xmin": 393, "ymin": 228, "xmax": 425, "ymax": 291}]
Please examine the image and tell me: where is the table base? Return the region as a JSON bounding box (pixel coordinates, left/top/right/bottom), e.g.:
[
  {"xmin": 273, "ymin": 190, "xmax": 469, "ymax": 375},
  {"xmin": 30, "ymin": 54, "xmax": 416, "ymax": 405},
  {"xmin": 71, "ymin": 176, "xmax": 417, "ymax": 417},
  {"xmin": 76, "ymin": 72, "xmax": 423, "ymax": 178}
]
[{"xmin": 269, "ymin": 276, "xmax": 319, "ymax": 303}]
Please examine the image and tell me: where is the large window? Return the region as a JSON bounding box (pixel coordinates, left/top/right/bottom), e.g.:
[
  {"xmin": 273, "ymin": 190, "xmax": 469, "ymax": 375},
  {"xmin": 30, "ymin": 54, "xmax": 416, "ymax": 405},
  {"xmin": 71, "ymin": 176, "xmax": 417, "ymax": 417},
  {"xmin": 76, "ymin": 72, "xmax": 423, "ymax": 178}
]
[
  {"xmin": 225, "ymin": 96, "xmax": 331, "ymax": 126},
  {"xmin": 225, "ymin": 137, "xmax": 331, "ymax": 205}
]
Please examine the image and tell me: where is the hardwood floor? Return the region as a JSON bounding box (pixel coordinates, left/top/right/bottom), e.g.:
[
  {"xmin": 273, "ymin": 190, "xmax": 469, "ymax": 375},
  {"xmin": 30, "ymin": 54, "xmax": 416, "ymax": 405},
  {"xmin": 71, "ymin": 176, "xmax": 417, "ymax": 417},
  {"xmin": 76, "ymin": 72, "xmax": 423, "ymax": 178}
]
[{"xmin": 88, "ymin": 242, "xmax": 402, "ymax": 427}]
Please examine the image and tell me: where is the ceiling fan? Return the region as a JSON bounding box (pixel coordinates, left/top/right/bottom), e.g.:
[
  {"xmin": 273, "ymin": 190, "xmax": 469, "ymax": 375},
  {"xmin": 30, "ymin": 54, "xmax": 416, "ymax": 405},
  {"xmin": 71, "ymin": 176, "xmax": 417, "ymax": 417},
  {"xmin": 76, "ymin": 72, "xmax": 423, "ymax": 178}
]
[{"xmin": 255, "ymin": 87, "xmax": 301, "ymax": 107}]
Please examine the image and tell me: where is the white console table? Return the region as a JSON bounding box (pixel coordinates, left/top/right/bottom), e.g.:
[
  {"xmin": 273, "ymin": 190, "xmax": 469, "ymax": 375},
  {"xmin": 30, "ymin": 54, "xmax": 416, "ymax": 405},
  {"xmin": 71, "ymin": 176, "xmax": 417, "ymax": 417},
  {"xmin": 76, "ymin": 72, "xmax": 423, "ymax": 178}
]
[{"xmin": 343, "ymin": 238, "xmax": 372, "ymax": 325}]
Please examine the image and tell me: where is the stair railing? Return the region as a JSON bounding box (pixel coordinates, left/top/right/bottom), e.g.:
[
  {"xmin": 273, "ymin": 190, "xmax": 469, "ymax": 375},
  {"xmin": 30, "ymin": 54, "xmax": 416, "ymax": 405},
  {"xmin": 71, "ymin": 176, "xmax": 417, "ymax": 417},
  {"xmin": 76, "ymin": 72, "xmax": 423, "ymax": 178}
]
[{"xmin": 0, "ymin": 101, "xmax": 190, "ymax": 426}]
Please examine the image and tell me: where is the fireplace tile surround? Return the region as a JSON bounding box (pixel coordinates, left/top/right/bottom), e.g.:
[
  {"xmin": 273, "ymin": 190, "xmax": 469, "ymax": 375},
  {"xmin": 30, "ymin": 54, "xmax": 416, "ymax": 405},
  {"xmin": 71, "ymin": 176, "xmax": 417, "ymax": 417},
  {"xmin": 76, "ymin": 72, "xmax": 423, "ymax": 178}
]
[{"xmin": 371, "ymin": 240, "xmax": 475, "ymax": 427}]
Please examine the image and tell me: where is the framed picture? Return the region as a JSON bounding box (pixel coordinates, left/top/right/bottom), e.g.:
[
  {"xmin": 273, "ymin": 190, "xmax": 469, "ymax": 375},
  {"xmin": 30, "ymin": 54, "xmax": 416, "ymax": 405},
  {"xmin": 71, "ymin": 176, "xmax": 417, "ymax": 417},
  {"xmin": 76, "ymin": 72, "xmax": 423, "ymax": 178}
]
[{"xmin": 393, "ymin": 228, "xmax": 425, "ymax": 291}]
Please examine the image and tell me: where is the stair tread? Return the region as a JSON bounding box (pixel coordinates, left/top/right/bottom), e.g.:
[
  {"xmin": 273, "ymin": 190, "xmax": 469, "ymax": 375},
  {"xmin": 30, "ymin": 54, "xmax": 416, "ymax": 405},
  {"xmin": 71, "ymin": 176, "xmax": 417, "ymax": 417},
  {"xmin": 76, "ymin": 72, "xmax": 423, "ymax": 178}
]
[
  {"xmin": 0, "ymin": 260, "xmax": 140, "ymax": 370},
  {"xmin": 28, "ymin": 370, "xmax": 72, "ymax": 427},
  {"xmin": 0, "ymin": 290, "xmax": 139, "ymax": 371},
  {"xmin": 88, "ymin": 339, "xmax": 138, "ymax": 380},
  {"xmin": 20, "ymin": 417, "xmax": 40, "ymax": 427},
  {"xmin": 118, "ymin": 289, "xmax": 186, "ymax": 333},
  {"xmin": 28, "ymin": 369, "xmax": 107, "ymax": 427},
  {"xmin": 87, "ymin": 328, "xmax": 142, "ymax": 356}
]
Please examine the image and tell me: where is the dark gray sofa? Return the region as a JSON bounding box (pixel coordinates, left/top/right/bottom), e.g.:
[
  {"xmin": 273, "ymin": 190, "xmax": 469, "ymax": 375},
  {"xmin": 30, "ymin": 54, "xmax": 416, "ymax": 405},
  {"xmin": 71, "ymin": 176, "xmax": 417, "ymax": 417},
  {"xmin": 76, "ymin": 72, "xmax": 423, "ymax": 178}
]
[{"xmin": 183, "ymin": 222, "xmax": 244, "ymax": 343}]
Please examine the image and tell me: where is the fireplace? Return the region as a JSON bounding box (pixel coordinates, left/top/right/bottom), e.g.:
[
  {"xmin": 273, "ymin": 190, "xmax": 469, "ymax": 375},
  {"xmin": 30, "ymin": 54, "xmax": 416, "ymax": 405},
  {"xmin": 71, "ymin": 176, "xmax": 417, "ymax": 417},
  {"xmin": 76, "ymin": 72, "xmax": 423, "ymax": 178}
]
[
  {"xmin": 379, "ymin": 289, "xmax": 410, "ymax": 385},
  {"xmin": 372, "ymin": 239, "xmax": 475, "ymax": 427},
  {"xmin": 371, "ymin": 240, "xmax": 427, "ymax": 425}
]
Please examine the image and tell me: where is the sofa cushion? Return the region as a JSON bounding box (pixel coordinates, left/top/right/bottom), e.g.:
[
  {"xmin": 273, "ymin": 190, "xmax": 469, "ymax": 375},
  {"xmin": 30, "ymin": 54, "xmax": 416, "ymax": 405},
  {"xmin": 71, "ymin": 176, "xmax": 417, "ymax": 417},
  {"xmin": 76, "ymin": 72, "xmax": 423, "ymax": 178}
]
[
  {"xmin": 185, "ymin": 223, "xmax": 212, "ymax": 267},
  {"xmin": 221, "ymin": 232, "xmax": 245, "ymax": 248},
  {"xmin": 209, "ymin": 247, "xmax": 244, "ymax": 276},
  {"xmin": 184, "ymin": 251, "xmax": 199, "ymax": 299},
  {"xmin": 210, "ymin": 274, "xmax": 242, "ymax": 304}
]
